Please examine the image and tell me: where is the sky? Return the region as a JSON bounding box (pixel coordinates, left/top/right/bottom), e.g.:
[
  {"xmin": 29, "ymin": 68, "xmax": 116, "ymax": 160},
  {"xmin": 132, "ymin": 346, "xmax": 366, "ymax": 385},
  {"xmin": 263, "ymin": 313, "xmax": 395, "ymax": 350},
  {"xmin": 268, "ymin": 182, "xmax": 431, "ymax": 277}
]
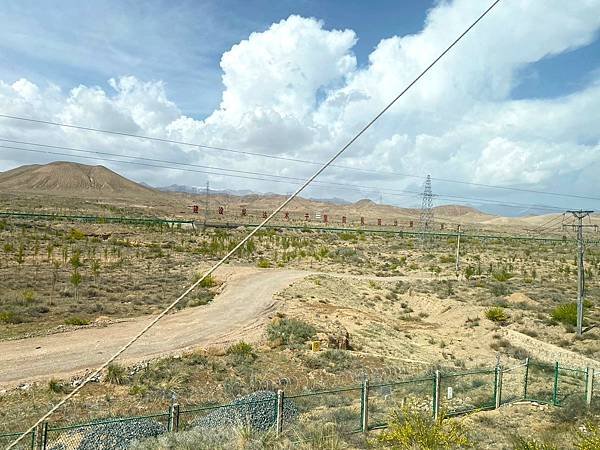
[{"xmin": 0, "ymin": 0, "xmax": 599, "ymax": 216}]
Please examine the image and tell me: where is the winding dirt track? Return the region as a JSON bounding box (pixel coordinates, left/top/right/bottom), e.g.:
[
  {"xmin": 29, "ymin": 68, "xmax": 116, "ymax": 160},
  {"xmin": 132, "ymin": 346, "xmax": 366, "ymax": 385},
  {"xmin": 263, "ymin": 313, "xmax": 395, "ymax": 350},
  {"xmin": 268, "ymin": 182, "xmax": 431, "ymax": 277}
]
[{"xmin": 0, "ymin": 267, "xmax": 307, "ymax": 387}]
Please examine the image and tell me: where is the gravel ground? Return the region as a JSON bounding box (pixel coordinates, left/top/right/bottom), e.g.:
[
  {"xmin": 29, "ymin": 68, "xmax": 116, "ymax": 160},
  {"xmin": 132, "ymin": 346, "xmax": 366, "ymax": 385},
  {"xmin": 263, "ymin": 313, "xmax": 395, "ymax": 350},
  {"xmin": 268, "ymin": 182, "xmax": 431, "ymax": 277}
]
[
  {"xmin": 192, "ymin": 390, "xmax": 298, "ymax": 432},
  {"xmin": 47, "ymin": 418, "xmax": 166, "ymax": 450}
]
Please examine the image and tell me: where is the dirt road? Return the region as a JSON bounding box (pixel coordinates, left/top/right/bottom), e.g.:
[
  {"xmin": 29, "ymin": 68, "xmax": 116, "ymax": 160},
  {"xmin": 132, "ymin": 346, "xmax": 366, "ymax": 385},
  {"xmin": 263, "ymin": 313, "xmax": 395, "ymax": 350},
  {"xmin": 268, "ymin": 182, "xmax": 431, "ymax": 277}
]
[{"xmin": 0, "ymin": 267, "xmax": 307, "ymax": 386}]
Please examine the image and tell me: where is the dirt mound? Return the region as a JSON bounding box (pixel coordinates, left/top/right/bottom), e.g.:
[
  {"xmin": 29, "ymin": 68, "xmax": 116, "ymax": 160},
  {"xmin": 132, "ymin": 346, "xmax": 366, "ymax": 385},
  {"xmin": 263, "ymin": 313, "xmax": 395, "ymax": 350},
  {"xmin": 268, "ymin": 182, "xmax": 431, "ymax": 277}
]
[{"xmin": 0, "ymin": 161, "xmax": 160, "ymax": 198}]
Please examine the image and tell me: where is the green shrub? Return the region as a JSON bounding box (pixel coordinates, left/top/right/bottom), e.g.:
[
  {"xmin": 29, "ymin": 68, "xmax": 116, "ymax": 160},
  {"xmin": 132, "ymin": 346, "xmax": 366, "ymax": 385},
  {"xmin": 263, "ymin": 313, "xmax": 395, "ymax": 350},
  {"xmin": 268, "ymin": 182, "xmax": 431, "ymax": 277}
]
[
  {"xmin": 48, "ymin": 378, "xmax": 65, "ymax": 393},
  {"xmin": 492, "ymin": 269, "xmax": 513, "ymax": 282},
  {"xmin": 575, "ymin": 421, "xmax": 600, "ymax": 450},
  {"xmin": 105, "ymin": 363, "xmax": 126, "ymax": 385},
  {"xmin": 69, "ymin": 228, "xmax": 86, "ymax": 240},
  {"xmin": 226, "ymin": 341, "xmax": 256, "ymax": 363},
  {"xmin": 512, "ymin": 435, "xmax": 557, "ymax": 450},
  {"xmin": 0, "ymin": 310, "xmax": 23, "ymax": 324},
  {"xmin": 257, "ymin": 258, "xmax": 271, "ymax": 268},
  {"xmin": 551, "ymin": 303, "xmax": 577, "ymax": 326},
  {"xmin": 267, "ymin": 318, "xmax": 316, "ymax": 345},
  {"xmin": 375, "ymin": 404, "xmax": 471, "ymax": 448},
  {"xmin": 485, "ymin": 307, "xmax": 509, "ymax": 323},
  {"xmin": 194, "ymin": 273, "xmax": 217, "ymax": 288},
  {"xmin": 64, "ymin": 316, "xmax": 90, "ymax": 326}
]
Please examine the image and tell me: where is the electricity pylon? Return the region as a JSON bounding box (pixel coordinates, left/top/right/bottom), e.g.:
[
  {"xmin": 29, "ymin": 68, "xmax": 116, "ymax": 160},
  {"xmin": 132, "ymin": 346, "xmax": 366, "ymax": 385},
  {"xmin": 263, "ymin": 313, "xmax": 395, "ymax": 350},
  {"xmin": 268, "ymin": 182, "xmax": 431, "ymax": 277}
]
[{"xmin": 419, "ymin": 174, "xmax": 434, "ymax": 247}]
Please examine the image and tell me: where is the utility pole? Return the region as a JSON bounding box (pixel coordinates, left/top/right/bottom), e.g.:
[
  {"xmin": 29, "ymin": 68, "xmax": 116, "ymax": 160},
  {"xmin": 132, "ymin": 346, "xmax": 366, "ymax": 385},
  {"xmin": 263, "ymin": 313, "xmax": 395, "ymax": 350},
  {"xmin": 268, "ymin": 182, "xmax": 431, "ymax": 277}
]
[
  {"xmin": 455, "ymin": 224, "xmax": 461, "ymax": 272},
  {"xmin": 204, "ymin": 181, "xmax": 210, "ymax": 229},
  {"xmin": 565, "ymin": 210, "xmax": 594, "ymax": 336}
]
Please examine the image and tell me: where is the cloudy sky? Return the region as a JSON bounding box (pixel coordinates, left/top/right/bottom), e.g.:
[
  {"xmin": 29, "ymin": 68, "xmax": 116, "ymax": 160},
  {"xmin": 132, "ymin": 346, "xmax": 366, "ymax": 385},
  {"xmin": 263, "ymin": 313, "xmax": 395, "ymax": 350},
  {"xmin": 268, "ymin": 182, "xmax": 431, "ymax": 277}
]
[{"xmin": 0, "ymin": 0, "xmax": 599, "ymax": 215}]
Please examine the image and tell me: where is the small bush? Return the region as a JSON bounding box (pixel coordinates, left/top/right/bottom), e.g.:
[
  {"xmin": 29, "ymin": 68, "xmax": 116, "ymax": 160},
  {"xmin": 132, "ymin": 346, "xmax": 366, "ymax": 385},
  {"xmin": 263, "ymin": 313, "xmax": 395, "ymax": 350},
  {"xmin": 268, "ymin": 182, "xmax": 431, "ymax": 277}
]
[
  {"xmin": 551, "ymin": 303, "xmax": 577, "ymax": 327},
  {"xmin": 267, "ymin": 318, "xmax": 315, "ymax": 346},
  {"xmin": 485, "ymin": 307, "xmax": 509, "ymax": 323},
  {"xmin": 48, "ymin": 378, "xmax": 65, "ymax": 393},
  {"xmin": 375, "ymin": 404, "xmax": 471, "ymax": 448},
  {"xmin": 492, "ymin": 268, "xmax": 513, "ymax": 282},
  {"xmin": 575, "ymin": 421, "xmax": 600, "ymax": 450},
  {"xmin": 105, "ymin": 363, "xmax": 126, "ymax": 385},
  {"xmin": 64, "ymin": 316, "xmax": 90, "ymax": 326},
  {"xmin": 257, "ymin": 258, "xmax": 271, "ymax": 268},
  {"xmin": 512, "ymin": 435, "xmax": 557, "ymax": 450},
  {"xmin": 226, "ymin": 341, "xmax": 256, "ymax": 363},
  {"xmin": 0, "ymin": 310, "xmax": 23, "ymax": 324},
  {"xmin": 194, "ymin": 273, "xmax": 217, "ymax": 288}
]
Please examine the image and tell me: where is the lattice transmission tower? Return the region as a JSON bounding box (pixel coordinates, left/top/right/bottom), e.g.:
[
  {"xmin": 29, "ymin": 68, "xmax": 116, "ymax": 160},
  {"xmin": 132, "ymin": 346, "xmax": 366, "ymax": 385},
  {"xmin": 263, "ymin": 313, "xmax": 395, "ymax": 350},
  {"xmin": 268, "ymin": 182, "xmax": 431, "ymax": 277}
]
[{"xmin": 419, "ymin": 174, "xmax": 434, "ymax": 246}]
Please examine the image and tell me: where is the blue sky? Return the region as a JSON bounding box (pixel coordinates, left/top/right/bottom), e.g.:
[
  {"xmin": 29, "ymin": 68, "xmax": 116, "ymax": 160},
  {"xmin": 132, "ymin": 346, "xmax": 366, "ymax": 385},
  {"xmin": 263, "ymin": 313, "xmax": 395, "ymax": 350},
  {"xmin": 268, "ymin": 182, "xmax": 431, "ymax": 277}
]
[
  {"xmin": 1, "ymin": 0, "xmax": 600, "ymax": 215},
  {"xmin": 2, "ymin": 0, "xmax": 597, "ymax": 116}
]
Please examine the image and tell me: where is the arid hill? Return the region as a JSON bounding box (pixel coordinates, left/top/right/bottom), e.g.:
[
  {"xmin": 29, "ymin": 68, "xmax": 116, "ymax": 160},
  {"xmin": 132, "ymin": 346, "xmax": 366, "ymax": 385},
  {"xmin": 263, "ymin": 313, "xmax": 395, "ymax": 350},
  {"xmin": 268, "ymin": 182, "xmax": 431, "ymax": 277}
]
[{"xmin": 0, "ymin": 161, "xmax": 161, "ymax": 199}]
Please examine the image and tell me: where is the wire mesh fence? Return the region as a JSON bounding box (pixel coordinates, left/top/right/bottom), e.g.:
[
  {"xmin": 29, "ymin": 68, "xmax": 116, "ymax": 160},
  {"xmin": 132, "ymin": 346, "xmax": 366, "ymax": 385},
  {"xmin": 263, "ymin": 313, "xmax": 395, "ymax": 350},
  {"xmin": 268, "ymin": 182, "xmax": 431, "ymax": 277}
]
[
  {"xmin": 368, "ymin": 377, "xmax": 434, "ymax": 428},
  {"xmin": 524, "ymin": 361, "xmax": 556, "ymax": 404},
  {"xmin": 555, "ymin": 365, "xmax": 588, "ymax": 406},
  {"xmin": 285, "ymin": 386, "xmax": 363, "ymax": 434},
  {"xmin": 44, "ymin": 413, "xmax": 169, "ymax": 450},
  {"xmin": 440, "ymin": 368, "xmax": 496, "ymax": 415},
  {"xmin": 500, "ymin": 362, "xmax": 527, "ymax": 405},
  {"xmin": 3, "ymin": 359, "xmax": 597, "ymax": 449},
  {"xmin": 0, "ymin": 431, "xmax": 35, "ymax": 450}
]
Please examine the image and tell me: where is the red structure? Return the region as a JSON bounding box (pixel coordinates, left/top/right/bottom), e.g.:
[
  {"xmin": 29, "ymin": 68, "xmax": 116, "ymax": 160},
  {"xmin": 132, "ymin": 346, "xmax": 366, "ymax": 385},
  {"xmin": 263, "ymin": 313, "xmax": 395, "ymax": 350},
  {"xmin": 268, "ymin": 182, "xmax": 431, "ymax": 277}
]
[
  {"xmin": 377, "ymin": 218, "xmax": 382, "ymax": 226},
  {"xmin": 360, "ymin": 217, "xmax": 365, "ymax": 226},
  {"xmin": 393, "ymin": 219, "xmax": 398, "ymax": 226},
  {"xmin": 218, "ymin": 206, "xmax": 224, "ymax": 215},
  {"xmin": 304, "ymin": 213, "xmax": 310, "ymax": 221},
  {"xmin": 262, "ymin": 211, "xmax": 268, "ymax": 219},
  {"xmin": 409, "ymin": 220, "xmax": 414, "ymax": 228},
  {"xmin": 191, "ymin": 205, "xmax": 199, "ymax": 214},
  {"xmin": 284, "ymin": 212, "xmax": 289, "ymax": 220},
  {"xmin": 241, "ymin": 208, "xmax": 247, "ymax": 216},
  {"xmin": 342, "ymin": 216, "xmax": 347, "ymax": 224},
  {"xmin": 323, "ymin": 214, "xmax": 328, "ymax": 223}
]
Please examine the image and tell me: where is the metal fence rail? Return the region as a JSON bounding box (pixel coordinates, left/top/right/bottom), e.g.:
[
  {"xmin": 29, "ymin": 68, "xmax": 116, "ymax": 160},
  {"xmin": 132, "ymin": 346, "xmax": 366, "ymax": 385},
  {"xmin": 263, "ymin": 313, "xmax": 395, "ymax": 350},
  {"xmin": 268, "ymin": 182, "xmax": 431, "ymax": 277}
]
[{"xmin": 3, "ymin": 359, "xmax": 597, "ymax": 449}]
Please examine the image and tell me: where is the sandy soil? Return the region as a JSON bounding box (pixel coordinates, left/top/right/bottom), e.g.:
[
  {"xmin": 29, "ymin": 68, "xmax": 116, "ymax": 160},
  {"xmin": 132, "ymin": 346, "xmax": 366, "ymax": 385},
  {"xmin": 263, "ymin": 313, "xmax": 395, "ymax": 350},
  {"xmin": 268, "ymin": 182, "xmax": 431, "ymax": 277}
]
[{"xmin": 0, "ymin": 267, "xmax": 307, "ymax": 387}]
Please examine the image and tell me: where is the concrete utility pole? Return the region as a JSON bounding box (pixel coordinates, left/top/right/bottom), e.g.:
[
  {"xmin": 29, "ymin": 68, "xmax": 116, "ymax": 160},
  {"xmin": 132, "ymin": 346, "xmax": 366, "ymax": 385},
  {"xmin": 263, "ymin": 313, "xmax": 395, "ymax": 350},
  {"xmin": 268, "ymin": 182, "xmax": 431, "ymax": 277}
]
[
  {"xmin": 565, "ymin": 210, "xmax": 594, "ymax": 336},
  {"xmin": 455, "ymin": 224, "xmax": 462, "ymax": 272},
  {"xmin": 204, "ymin": 181, "xmax": 210, "ymax": 229}
]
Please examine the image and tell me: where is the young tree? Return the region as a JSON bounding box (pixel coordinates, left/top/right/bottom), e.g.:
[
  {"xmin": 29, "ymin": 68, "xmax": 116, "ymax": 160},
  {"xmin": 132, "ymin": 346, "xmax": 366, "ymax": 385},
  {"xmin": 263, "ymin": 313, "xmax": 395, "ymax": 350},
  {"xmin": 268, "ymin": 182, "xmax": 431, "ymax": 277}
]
[
  {"xmin": 91, "ymin": 259, "xmax": 101, "ymax": 286},
  {"xmin": 70, "ymin": 269, "xmax": 82, "ymax": 301}
]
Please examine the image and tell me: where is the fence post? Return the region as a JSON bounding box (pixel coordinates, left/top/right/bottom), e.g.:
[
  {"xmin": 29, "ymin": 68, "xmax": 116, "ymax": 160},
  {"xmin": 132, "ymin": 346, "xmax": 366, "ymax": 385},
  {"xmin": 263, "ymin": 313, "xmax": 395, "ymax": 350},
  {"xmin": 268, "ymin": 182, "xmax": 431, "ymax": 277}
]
[
  {"xmin": 35, "ymin": 421, "xmax": 48, "ymax": 450},
  {"xmin": 523, "ymin": 357, "xmax": 530, "ymax": 400},
  {"xmin": 585, "ymin": 368, "xmax": 594, "ymax": 406},
  {"xmin": 495, "ymin": 365, "xmax": 503, "ymax": 409},
  {"xmin": 276, "ymin": 389, "xmax": 284, "ymax": 436},
  {"xmin": 361, "ymin": 379, "xmax": 369, "ymax": 433},
  {"xmin": 433, "ymin": 370, "xmax": 441, "ymax": 421},
  {"xmin": 169, "ymin": 403, "xmax": 180, "ymax": 432},
  {"xmin": 552, "ymin": 362, "xmax": 559, "ymax": 406}
]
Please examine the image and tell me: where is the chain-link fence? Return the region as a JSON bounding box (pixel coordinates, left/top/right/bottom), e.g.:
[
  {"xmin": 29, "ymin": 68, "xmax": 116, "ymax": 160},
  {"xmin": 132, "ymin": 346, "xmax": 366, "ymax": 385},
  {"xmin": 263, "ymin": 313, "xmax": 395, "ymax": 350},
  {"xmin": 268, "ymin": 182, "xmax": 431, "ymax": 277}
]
[
  {"xmin": 439, "ymin": 368, "xmax": 496, "ymax": 415},
  {"xmin": 3, "ymin": 358, "xmax": 597, "ymax": 449},
  {"xmin": 368, "ymin": 377, "xmax": 434, "ymax": 428}
]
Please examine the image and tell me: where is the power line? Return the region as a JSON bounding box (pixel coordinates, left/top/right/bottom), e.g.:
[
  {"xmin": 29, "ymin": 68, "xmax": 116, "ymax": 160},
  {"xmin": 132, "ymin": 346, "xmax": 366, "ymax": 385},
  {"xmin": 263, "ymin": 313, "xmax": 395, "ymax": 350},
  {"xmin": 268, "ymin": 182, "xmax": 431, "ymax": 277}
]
[
  {"xmin": 8, "ymin": 1, "xmax": 502, "ymax": 446},
  {"xmin": 0, "ymin": 141, "xmax": 572, "ymax": 213},
  {"xmin": 1, "ymin": 137, "xmax": 599, "ymax": 204}
]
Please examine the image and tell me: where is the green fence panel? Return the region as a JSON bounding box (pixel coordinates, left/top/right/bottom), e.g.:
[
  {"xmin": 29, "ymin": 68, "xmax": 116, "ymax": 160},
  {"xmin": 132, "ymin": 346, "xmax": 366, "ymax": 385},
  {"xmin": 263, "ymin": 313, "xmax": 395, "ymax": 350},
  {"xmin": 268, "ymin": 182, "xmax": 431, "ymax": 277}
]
[
  {"xmin": 500, "ymin": 363, "xmax": 527, "ymax": 405},
  {"xmin": 525, "ymin": 362, "xmax": 555, "ymax": 404},
  {"xmin": 179, "ymin": 397, "xmax": 277, "ymax": 433},
  {"xmin": 439, "ymin": 369, "xmax": 496, "ymax": 415},
  {"xmin": 368, "ymin": 377, "xmax": 435, "ymax": 429},
  {"xmin": 285, "ymin": 386, "xmax": 363, "ymax": 435},
  {"xmin": 44, "ymin": 414, "xmax": 169, "ymax": 450},
  {"xmin": 556, "ymin": 365, "xmax": 588, "ymax": 406},
  {"xmin": 0, "ymin": 431, "xmax": 35, "ymax": 450}
]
